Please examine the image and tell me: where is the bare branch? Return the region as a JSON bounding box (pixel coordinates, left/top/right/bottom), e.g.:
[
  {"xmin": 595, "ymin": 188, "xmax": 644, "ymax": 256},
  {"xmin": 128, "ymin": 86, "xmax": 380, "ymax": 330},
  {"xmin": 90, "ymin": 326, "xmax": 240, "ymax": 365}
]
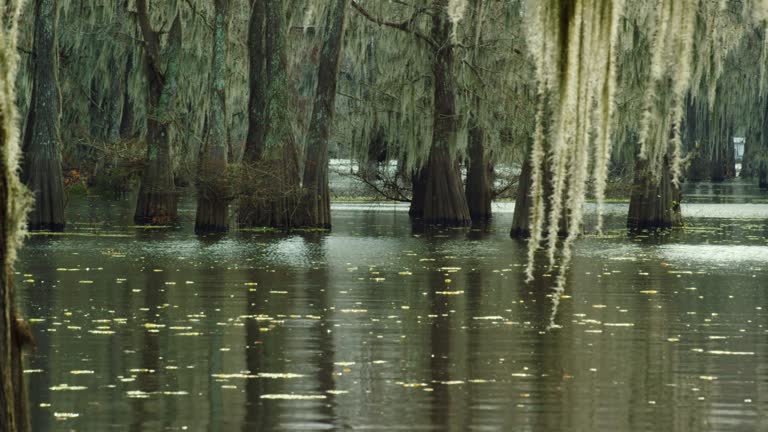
[{"xmin": 350, "ymin": 0, "xmax": 437, "ymax": 49}]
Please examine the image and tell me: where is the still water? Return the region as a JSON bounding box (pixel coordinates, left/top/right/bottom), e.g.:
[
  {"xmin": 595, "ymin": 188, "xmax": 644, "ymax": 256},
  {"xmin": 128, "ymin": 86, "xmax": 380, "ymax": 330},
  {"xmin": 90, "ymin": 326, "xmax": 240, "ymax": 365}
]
[{"xmin": 15, "ymin": 180, "xmax": 768, "ymax": 432}]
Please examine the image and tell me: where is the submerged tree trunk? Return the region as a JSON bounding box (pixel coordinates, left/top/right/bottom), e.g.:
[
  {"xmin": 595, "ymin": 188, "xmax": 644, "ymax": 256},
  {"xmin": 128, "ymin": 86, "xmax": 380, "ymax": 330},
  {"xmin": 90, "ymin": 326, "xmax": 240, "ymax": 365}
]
[
  {"xmin": 296, "ymin": 0, "xmax": 347, "ymax": 229},
  {"xmin": 1, "ymin": 3, "xmax": 33, "ymax": 428},
  {"xmin": 22, "ymin": 0, "xmax": 65, "ymax": 232},
  {"xmin": 134, "ymin": 6, "xmax": 182, "ymax": 226},
  {"xmin": 409, "ymin": 168, "xmax": 427, "ymax": 218},
  {"xmin": 465, "ymin": 124, "xmax": 492, "ymax": 222},
  {"xmin": 687, "ymin": 154, "xmax": 709, "ymax": 181},
  {"xmin": 363, "ymin": 126, "xmax": 386, "ymax": 180},
  {"xmin": 510, "ymin": 154, "xmax": 565, "ymax": 238},
  {"xmin": 710, "ymin": 146, "xmax": 736, "ymax": 182},
  {"xmin": 510, "ymin": 156, "xmax": 533, "ymax": 238},
  {"xmin": 420, "ymin": 0, "xmax": 470, "ymax": 226},
  {"xmin": 195, "ymin": 0, "xmax": 230, "ymax": 233},
  {"xmin": 628, "ymin": 154, "xmax": 683, "ymax": 230},
  {"xmin": 239, "ymin": 0, "xmax": 300, "ymax": 229},
  {"xmin": 239, "ymin": 0, "xmax": 270, "ymax": 227},
  {"xmin": 464, "ymin": 0, "xmax": 492, "ymax": 224}
]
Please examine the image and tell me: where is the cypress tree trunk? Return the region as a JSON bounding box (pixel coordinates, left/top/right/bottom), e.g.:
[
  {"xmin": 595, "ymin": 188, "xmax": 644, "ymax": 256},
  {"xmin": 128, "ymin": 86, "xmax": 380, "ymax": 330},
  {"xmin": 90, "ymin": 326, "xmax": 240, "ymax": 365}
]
[
  {"xmin": 628, "ymin": 153, "xmax": 683, "ymax": 230},
  {"xmin": 243, "ymin": 0, "xmax": 267, "ymax": 164},
  {"xmin": 511, "ymin": 156, "xmax": 534, "ymax": 238},
  {"xmin": 710, "ymin": 124, "xmax": 735, "ymax": 182},
  {"xmin": 195, "ymin": 0, "xmax": 230, "ymax": 233},
  {"xmin": 683, "ymin": 93, "xmax": 708, "ymax": 182},
  {"xmin": 687, "ymin": 153, "xmax": 709, "ymax": 181},
  {"xmin": 22, "ymin": 0, "xmax": 65, "ymax": 232},
  {"xmin": 464, "ymin": 0, "xmax": 492, "ymax": 224},
  {"xmin": 465, "ymin": 124, "xmax": 492, "ymax": 222},
  {"xmin": 363, "ymin": 126, "xmax": 386, "ymax": 180},
  {"xmin": 296, "ymin": 0, "xmax": 347, "ymax": 229},
  {"xmin": 409, "ymin": 167, "xmax": 427, "ymax": 218},
  {"xmin": 105, "ymin": 60, "xmax": 124, "ymax": 144},
  {"xmin": 239, "ymin": 0, "xmax": 268, "ymax": 227},
  {"xmin": 0, "ymin": 166, "xmax": 31, "ymax": 432},
  {"xmin": 510, "ymin": 154, "xmax": 564, "ymax": 238},
  {"xmin": 263, "ymin": 0, "xmax": 300, "ymax": 228},
  {"xmin": 1, "ymin": 2, "xmax": 33, "ymax": 427},
  {"xmin": 239, "ymin": 0, "xmax": 300, "ymax": 229},
  {"xmin": 740, "ymin": 137, "xmax": 755, "ymax": 179},
  {"xmin": 420, "ymin": 0, "xmax": 470, "ymax": 226},
  {"xmin": 134, "ymin": 7, "xmax": 183, "ymax": 226}
]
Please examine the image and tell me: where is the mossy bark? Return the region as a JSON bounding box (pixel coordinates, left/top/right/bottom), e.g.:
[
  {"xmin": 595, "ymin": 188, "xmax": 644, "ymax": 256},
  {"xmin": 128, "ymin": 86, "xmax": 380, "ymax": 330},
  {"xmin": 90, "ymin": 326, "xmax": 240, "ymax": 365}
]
[
  {"xmin": 1, "ymin": 137, "xmax": 33, "ymax": 432},
  {"xmin": 244, "ymin": 0, "xmax": 267, "ymax": 163},
  {"xmin": 295, "ymin": 0, "xmax": 347, "ymax": 229},
  {"xmin": 464, "ymin": 0, "xmax": 492, "ymax": 224},
  {"xmin": 22, "ymin": 0, "xmax": 65, "ymax": 232},
  {"xmin": 684, "ymin": 94, "xmax": 707, "ymax": 182},
  {"xmin": 239, "ymin": 0, "xmax": 300, "ymax": 229},
  {"xmin": 195, "ymin": 0, "xmax": 230, "ymax": 234},
  {"xmin": 419, "ymin": 0, "xmax": 470, "ymax": 227},
  {"xmin": 1, "ymin": 2, "xmax": 33, "ymax": 428},
  {"xmin": 628, "ymin": 154, "xmax": 683, "ymax": 230},
  {"xmin": 134, "ymin": 8, "xmax": 182, "ymax": 226},
  {"xmin": 465, "ymin": 124, "xmax": 492, "ymax": 222}
]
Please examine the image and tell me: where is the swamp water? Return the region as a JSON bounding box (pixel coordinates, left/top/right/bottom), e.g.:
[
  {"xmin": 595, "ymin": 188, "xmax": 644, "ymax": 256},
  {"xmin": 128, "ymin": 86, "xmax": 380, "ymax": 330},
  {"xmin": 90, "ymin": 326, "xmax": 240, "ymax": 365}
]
[{"xmin": 15, "ymin": 180, "xmax": 768, "ymax": 431}]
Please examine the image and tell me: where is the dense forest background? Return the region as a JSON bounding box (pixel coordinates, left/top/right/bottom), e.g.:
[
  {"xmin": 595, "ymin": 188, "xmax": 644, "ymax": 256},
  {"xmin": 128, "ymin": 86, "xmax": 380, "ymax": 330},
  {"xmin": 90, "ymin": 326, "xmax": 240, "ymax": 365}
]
[{"xmin": 12, "ymin": 0, "xmax": 768, "ymax": 234}]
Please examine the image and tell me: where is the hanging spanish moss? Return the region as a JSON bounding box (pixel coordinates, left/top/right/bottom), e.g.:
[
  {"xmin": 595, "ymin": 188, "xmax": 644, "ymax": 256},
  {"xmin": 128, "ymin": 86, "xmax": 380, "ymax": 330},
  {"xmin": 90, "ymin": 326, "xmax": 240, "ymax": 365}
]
[
  {"xmin": 523, "ymin": 0, "xmax": 624, "ymax": 304},
  {"xmin": 635, "ymin": 0, "xmax": 699, "ymax": 186},
  {"xmin": 1, "ymin": 0, "xmax": 31, "ymax": 278},
  {"xmin": 521, "ymin": 0, "xmax": 768, "ymax": 328},
  {"xmin": 1, "ymin": 0, "xmax": 33, "ymax": 429}
]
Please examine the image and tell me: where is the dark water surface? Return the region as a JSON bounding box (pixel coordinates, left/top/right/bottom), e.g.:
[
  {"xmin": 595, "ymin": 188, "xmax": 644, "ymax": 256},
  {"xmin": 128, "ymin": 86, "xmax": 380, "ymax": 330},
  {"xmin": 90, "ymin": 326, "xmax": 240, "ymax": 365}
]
[{"xmin": 15, "ymin": 180, "xmax": 768, "ymax": 431}]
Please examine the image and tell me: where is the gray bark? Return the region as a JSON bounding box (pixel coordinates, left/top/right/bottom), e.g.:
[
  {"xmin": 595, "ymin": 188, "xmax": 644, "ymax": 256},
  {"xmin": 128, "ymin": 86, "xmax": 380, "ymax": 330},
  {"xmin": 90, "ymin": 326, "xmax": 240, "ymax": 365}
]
[{"xmin": 239, "ymin": 0, "xmax": 300, "ymax": 229}]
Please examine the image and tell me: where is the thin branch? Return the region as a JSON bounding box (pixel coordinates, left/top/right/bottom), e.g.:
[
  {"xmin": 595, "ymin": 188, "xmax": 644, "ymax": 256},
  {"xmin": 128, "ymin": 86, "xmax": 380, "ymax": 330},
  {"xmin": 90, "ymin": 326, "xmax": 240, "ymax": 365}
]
[
  {"xmin": 462, "ymin": 59, "xmax": 487, "ymax": 87},
  {"xmin": 345, "ymin": 169, "xmax": 412, "ymax": 202},
  {"xmin": 350, "ymin": 0, "xmax": 437, "ymax": 49}
]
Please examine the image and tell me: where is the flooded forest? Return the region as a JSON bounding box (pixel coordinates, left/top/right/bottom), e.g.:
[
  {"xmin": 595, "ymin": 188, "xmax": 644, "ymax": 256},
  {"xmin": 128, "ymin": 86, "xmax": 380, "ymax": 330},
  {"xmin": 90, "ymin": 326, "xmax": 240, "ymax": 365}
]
[{"xmin": 4, "ymin": 0, "xmax": 768, "ymax": 431}]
